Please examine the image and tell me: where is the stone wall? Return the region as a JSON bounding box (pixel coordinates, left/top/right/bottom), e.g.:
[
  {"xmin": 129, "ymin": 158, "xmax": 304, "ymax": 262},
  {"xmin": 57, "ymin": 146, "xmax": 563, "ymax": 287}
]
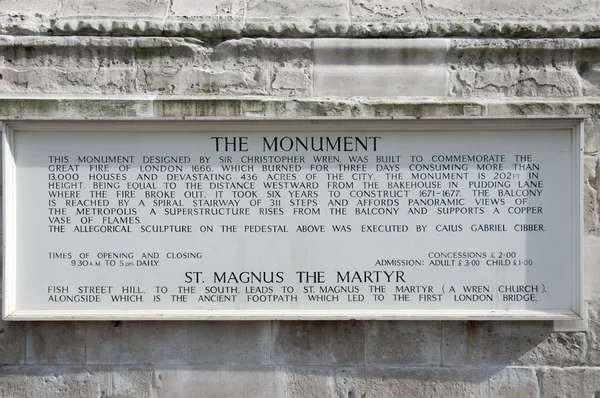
[{"xmin": 1, "ymin": 1, "xmax": 600, "ymax": 397}]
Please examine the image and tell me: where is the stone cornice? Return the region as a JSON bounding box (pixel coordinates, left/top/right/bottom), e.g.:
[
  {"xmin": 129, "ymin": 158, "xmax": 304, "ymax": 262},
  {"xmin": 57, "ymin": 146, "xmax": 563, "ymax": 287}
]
[{"xmin": 2, "ymin": 0, "xmax": 600, "ymax": 39}]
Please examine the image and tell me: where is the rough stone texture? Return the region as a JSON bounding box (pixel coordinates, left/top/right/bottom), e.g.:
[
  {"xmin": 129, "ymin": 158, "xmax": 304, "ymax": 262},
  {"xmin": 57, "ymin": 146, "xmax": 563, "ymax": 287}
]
[
  {"xmin": 284, "ymin": 366, "xmax": 336, "ymax": 398},
  {"xmin": 54, "ymin": 0, "xmax": 169, "ymax": 36},
  {"xmin": 336, "ymin": 367, "xmax": 488, "ymax": 397},
  {"xmin": 488, "ymin": 367, "xmax": 539, "ymax": 398},
  {"xmin": 154, "ymin": 367, "xmax": 284, "ymax": 398},
  {"xmin": 587, "ymin": 301, "xmax": 600, "ymax": 365},
  {"xmin": 6, "ymin": 37, "xmax": 600, "ymax": 99},
  {"xmin": 26, "ymin": 322, "xmax": 86, "ymax": 364},
  {"xmin": 0, "ymin": 0, "xmax": 59, "ymax": 35},
  {"xmin": 365, "ymin": 321, "xmax": 441, "ymax": 365},
  {"xmin": 245, "ymin": 0, "xmax": 350, "ymax": 37},
  {"xmin": 0, "ymin": 366, "xmax": 112, "ymax": 398},
  {"xmin": 0, "ymin": 36, "xmax": 313, "ymax": 96},
  {"xmin": 86, "ymin": 321, "xmax": 189, "ymax": 365},
  {"xmin": 448, "ymin": 39, "xmax": 582, "ymax": 98},
  {"xmin": 187, "ymin": 321, "xmax": 271, "ymax": 365},
  {"xmin": 540, "ymin": 367, "xmax": 600, "ymax": 397},
  {"xmin": 167, "ymin": 0, "xmax": 245, "ymax": 37},
  {"xmin": 0, "ymin": 318, "xmax": 25, "ymax": 364},
  {"xmin": 272, "ymin": 321, "xmax": 365, "ymax": 365},
  {"xmin": 112, "ymin": 367, "xmax": 158, "ymax": 397},
  {"xmin": 442, "ymin": 321, "xmax": 586, "ymax": 366},
  {"xmin": 0, "ymin": 366, "xmax": 156, "ymax": 397},
  {"xmin": 3, "ymin": 0, "xmax": 600, "ymax": 37},
  {"xmin": 120, "ymin": 322, "xmax": 188, "ymax": 365},
  {"xmin": 348, "ymin": 0, "xmax": 426, "ymax": 37}
]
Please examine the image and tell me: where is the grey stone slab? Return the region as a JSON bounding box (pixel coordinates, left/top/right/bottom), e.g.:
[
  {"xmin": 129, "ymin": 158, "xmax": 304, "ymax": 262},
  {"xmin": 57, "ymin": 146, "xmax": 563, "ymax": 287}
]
[
  {"xmin": 0, "ymin": 366, "xmax": 111, "ymax": 398},
  {"xmin": 0, "ymin": 318, "xmax": 25, "ymax": 364},
  {"xmin": 58, "ymin": 99, "xmax": 155, "ymax": 117},
  {"xmin": 0, "ymin": 0, "xmax": 60, "ymax": 15},
  {"xmin": 488, "ymin": 367, "xmax": 538, "ymax": 398},
  {"xmin": 171, "ymin": 0, "xmax": 244, "ymax": 18},
  {"xmin": 85, "ymin": 322, "xmax": 123, "ymax": 365},
  {"xmin": 88, "ymin": 321, "xmax": 190, "ymax": 365},
  {"xmin": 348, "ymin": 0, "xmax": 426, "ymax": 36},
  {"xmin": 352, "ymin": 102, "xmax": 479, "ymax": 118},
  {"xmin": 424, "ymin": 0, "xmax": 600, "ymax": 22},
  {"xmin": 285, "ymin": 366, "xmax": 335, "ymax": 398},
  {"xmin": 540, "ymin": 367, "xmax": 600, "ymax": 397},
  {"xmin": 166, "ymin": 0, "xmax": 245, "ymax": 36},
  {"xmin": 26, "ymin": 322, "xmax": 86, "ymax": 364},
  {"xmin": 584, "ymin": 228, "xmax": 600, "ymax": 299},
  {"xmin": 314, "ymin": 38, "xmax": 449, "ymax": 97},
  {"xmin": 272, "ymin": 321, "xmax": 364, "ymax": 365},
  {"xmin": 187, "ymin": 321, "xmax": 271, "ymax": 365},
  {"xmin": 585, "ymin": 183, "xmax": 599, "ymax": 234},
  {"xmin": 112, "ymin": 367, "xmax": 158, "ymax": 398},
  {"xmin": 0, "ymin": 99, "xmax": 61, "ymax": 116},
  {"xmin": 448, "ymin": 39, "xmax": 582, "ymax": 98},
  {"xmin": 118, "ymin": 322, "xmax": 189, "ymax": 365},
  {"xmin": 365, "ymin": 321, "xmax": 441, "ymax": 365},
  {"xmin": 245, "ymin": 0, "xmax": 350, "ymax": 36},
  {"xmin": 442, "ymin": 321, "xmax": 586, "ymax": 366},
  {"xmin": 59, "ymin": 0, "xmax": 169, "ymax": 18},
  {"xmin": 586, "ymin": 301, "xmax": 600, "ymax": 365},
  {"xmin": 154, "ymin": 367, "xmax": 284, "ymax": 398},
  {"xmin": 336, "ymin": 367, "xmax": 487, "ymax": 397}
]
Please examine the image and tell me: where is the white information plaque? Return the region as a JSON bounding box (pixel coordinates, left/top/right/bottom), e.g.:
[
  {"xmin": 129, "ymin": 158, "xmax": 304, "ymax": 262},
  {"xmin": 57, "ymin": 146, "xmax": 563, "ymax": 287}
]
[{"xmin": 1, "ymin": 118, "xmax": 584, "ymax": 320}]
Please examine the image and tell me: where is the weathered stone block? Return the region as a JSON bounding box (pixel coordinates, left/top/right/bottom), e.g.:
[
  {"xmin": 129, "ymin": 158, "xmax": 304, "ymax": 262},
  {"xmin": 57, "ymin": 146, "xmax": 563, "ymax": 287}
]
[
  {"xmin": 348, "ymin": 0, "xmax": 426, "ymax": 36},
  {"xmin": 487, "ymin": 102, "xmax": 576, "ymax": 117},
  {"xmin": 245, "ymin": 0, "xmax": 350, "ymax": 36},
  {"xmin": 171, "ymin": 0, "xmax": 244, "ymax": 18},
  {"xmin": 112, "ymin": 367, "xmax": 157, "ymax": 397},
  {"xmin": 487, "ymin": 367, "xmax": 538, "ymax": 398},
  {"xmin": 59, "ymin": 0, "xmax": 169, "ymax": 18},
  {"xmin": 0, "ymin": 99, "xmax": 60, "ymax": 117},
  {"xmin": 449, "ymin": 39, "xmax": 581, "ymax": 97},
  {"xmin": 118, "ymin": 322, "xmax": 189, "ymax": 365},
  {"xmin": 540, "ymin": 367, "xmax": 600, "ymax": 397},
  {"xmin": 27, "ymin": 322, "xmax": 86, "ymax": 364},
  {"xmin": 136, "ymin": 38, "xmax": 272, "ymax": 95},
  {"xmin": 285, "ymin": 366, "xmax": 335, "ymax": 398},
  {"xmin": 336, "ymin": 367, "xmax": 487, "ymax": 397},
  {"xmin": 0, "ymin": 318, "xmax": 25, "ymax": 364},
  {"xmin": 271, "ymin": 67, "xmax": 311, "ymax": 93},
  {"xmin": 0, "ymin": 0, "xmax": 60, "ymax": 15},
  {"xmin": 586, "ymin": 301, "xmax": 600, "ymax": 365},
  {"xmin": 0, "ymin": 366, "xmax": 111, "ymax": 398},
  {"xmin": 314, "ymin": 38, "xmax": 448, "ymax": 97},
  {"xmin": 365, "ymin": 321, "xmax": 441, "ymax": 365},
  {"xmin": 585, "ymin": 240, "xmax": 600, "ymax": 304},
  {"xmin": 0, "ymin": 67, "xmax": 136, "ymax": 94},
  {"xmin": 154, "ymin": 367, "xmax": 284, "ymax": 398},
  {"xmin": 272, "ymin": 321, "xmax": 364, "ymax": 365},
  {"xmin": 187, "ymin": 322, "xmax": 271, "ymax": 365},
  {"xmin": 585, "ymin": 182, "xmax": 599, "ymax": 234},
  {"xmin": 578, "ymin": 104, "xmax": 600, "ymax": 153},
  {"xmin": 58, "ymin": 99, "xmax": 155, "ymax": 117},
  {"xmin": 442, "ymin": 321, "xmax": 586, "ymax": 366},
  {"xmin": 85, "ymin": 322, "xmax": 122, "ymax": 365},
  {"xmin": 352, "ymin": 102, "xmax": 472, "ymax": 117},
  {"xmin": 425, "ymin": 0, "xmax": 600, "ymax": 22},
  {"xmin": 54, "ymin": 0, "xmax": 168, "ymax": 34},
  {"xmin": 166, "ymin": 0, "xmax": 244, "ymax": 36},
  {"xmin": 87, "ymin": 321, "xmax": 189, "ymax": 365}
]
